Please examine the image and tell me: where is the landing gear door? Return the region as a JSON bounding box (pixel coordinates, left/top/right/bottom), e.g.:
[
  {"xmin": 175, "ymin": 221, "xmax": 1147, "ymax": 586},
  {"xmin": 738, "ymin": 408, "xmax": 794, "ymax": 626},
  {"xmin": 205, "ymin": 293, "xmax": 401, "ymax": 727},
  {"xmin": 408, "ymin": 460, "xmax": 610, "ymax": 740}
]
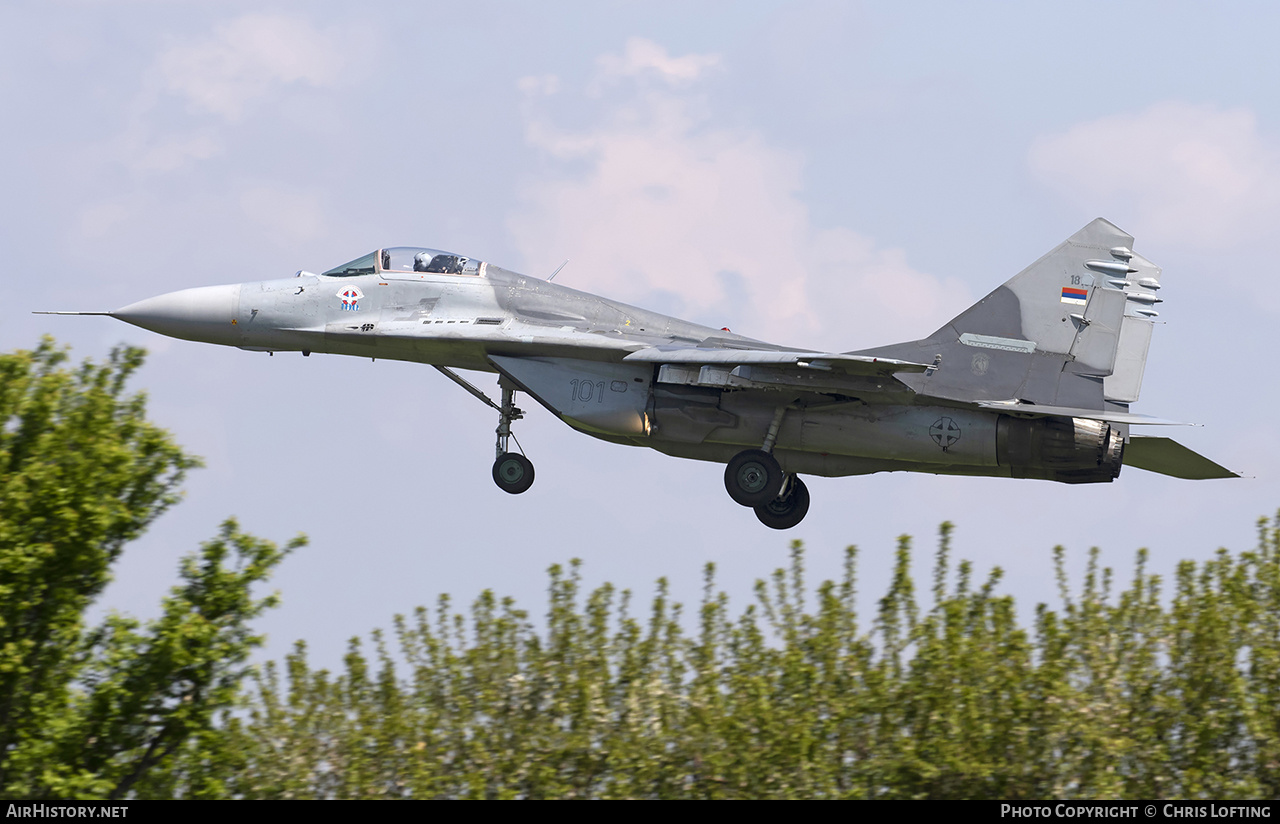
[{"xmin": 489, "ymin": 356, "xmax": 653, "ymax": 438}]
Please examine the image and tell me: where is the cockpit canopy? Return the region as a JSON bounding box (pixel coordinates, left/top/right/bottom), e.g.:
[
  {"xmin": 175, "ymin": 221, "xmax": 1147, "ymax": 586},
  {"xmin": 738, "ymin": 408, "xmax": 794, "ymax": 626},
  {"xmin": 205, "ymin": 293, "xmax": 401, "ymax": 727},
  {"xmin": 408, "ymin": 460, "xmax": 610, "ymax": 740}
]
[{"xmin": 321, "ymin": 247, "xmax": 484, "ymax": 278}]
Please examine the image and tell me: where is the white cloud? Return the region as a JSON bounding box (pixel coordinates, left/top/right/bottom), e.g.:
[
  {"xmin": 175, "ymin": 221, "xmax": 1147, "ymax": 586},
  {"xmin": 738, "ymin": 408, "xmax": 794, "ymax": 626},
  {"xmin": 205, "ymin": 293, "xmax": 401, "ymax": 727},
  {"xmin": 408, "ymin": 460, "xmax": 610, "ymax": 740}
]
[
  {"xmin": 592, "ymin": 37, "xmax": 721, "ymax": 91},
  {"xmin": 154, "ymin": 13, "xmax": 348, "ymax": 120},
  {"xmin": 509, "ymin": 40, "xmax": 966, "ymax": 351},
  {"xmin": 1030, "ymin": 102, "xmax": 1280, "ymax": 247}
]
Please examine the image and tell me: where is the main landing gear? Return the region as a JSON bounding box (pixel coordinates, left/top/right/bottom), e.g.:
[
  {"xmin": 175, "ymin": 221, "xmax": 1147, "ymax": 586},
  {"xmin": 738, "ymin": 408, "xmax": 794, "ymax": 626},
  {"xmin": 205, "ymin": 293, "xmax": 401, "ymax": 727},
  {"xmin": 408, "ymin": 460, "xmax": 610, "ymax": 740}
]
[
  {"xmin": 433, "ymin": 366, "xmax": 535, "ymax": 495},
  {"xmin": 724, "ymin": 449, "xmax": 784, "ymax": 506},
  {"xmin": 723, "ymin": 404, "xmax": 811, "ymax": 529},
  {"xmin": 724, "ymin": 452, "xmax": 811, "ymax": 529},
  {"xmin": 754, "ymin": 475, "xmax": 810, "ymax": 530}
]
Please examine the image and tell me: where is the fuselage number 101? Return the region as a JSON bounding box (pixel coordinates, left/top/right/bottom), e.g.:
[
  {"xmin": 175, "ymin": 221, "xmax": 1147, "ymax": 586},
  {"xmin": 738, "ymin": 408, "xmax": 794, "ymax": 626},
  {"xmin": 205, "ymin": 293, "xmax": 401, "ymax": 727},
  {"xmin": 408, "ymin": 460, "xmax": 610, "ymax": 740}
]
[{"xmin": 569, "ymin": 379, "xmax": 606, "ymax": 403}]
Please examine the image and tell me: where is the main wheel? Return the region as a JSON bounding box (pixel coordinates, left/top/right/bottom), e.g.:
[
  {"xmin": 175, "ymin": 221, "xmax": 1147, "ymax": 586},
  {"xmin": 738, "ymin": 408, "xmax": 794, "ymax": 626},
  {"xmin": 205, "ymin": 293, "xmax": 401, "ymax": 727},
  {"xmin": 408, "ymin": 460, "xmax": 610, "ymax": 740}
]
[
  {"xmin": 724, "ymin": 449, "xmax": 784, "ymax": 507},
  {"xmin": 492, "ymin": 452, "xmax": 535, "ymax": 494},
  {"xmin": 754, "ymin": 476, "xmax": 810, "ymax": 530}
]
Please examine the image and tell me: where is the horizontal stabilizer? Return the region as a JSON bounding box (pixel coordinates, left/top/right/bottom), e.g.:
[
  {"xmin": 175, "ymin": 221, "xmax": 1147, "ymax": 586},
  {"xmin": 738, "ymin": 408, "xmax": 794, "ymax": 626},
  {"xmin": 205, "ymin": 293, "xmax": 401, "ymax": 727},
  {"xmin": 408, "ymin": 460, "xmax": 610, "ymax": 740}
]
[
  {"xmin": 624, "ymin": 347, "xmax": 930, "ymax": 376},
  {"xmin": 1124, "ymin": 436, "xmax": 1240, "ymax": 479},
  {"xmin": 975, "ymin": 400, "xmax": 1189, "ymax": 426}
]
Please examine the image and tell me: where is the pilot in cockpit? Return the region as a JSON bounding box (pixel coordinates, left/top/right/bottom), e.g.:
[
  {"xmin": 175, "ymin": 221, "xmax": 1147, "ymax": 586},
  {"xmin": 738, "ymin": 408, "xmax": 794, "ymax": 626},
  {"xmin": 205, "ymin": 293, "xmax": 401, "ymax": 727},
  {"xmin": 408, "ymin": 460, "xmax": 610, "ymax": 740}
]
[{"xmin": 414, "ymin": 251, "xmax": 467, "ymax": 274}]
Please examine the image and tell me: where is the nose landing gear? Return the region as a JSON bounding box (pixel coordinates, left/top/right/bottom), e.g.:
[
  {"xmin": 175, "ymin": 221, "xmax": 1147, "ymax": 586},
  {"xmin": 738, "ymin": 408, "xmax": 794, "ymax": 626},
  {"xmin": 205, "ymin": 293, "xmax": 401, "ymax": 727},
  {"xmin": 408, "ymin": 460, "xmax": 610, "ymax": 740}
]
[
  {"xmin": 492, "ymin": 383, "xmax": 533, "ymax": 494},
  {"xmin": 433, "ymin": 366, "xmax": 535, "ymax": 495}
]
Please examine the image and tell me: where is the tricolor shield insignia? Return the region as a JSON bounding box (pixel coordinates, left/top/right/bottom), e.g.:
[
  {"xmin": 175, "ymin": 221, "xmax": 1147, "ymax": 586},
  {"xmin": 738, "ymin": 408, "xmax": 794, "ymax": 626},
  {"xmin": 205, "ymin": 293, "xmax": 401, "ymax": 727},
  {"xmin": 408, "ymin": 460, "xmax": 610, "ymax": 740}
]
[{"xmin": 337, "ymin": 285, "xmax": 364, "ymax": 311}]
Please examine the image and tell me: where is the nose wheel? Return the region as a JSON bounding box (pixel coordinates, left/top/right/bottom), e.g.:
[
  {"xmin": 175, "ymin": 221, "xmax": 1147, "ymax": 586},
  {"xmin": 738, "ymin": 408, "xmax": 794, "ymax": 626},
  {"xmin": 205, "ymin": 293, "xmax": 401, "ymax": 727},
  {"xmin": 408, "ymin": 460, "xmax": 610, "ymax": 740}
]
[{"xmin": 493, "ymin": 452, "xmax": 534, "ymax": 494}]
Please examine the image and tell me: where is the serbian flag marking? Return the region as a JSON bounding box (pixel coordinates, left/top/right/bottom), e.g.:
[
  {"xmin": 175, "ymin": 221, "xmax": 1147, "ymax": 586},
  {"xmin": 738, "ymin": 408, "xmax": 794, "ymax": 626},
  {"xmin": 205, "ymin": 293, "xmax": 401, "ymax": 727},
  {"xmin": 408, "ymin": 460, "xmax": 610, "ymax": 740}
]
[{"xmin": 1061, "ymin": 287, "xmax": 1088, "ymax": 306}]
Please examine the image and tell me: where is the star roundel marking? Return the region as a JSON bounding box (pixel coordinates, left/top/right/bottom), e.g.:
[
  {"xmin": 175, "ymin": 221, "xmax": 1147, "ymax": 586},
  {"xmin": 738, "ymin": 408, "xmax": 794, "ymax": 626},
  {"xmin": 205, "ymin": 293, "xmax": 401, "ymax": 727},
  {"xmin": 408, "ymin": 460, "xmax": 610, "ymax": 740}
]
[{"xmin": 930, "ymin": 416, "xmax": 962, "ymax": 450}]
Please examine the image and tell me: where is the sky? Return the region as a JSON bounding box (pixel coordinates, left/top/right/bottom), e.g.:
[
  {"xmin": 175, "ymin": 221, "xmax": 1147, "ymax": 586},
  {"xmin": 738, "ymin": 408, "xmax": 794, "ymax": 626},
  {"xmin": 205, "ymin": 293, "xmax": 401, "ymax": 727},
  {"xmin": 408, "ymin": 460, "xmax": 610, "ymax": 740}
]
[{"xmin": 4, "ymin": 0, "xmax": 1278, "ymax": 668}]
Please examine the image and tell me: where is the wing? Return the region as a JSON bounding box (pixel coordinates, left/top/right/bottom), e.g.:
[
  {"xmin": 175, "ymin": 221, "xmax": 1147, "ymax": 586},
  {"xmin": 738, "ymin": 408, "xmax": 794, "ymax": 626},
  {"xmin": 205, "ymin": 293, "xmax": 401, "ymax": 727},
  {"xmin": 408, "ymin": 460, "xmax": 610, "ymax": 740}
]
[
  {"xmin": 621, "ymin": 345, "xmax": 932, "ymax": 396},
  {"xmin": 622, "ymin": 346, "xmax": 931, "ymax": 375}
]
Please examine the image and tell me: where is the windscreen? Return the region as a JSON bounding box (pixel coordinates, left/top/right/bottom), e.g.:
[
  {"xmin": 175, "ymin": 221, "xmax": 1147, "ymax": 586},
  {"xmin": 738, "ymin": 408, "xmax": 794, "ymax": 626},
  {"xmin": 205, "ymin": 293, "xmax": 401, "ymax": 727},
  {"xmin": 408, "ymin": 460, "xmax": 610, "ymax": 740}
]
[{"xmin": 321, "ymin": 252, "xmax": 377, "ymax": 277}]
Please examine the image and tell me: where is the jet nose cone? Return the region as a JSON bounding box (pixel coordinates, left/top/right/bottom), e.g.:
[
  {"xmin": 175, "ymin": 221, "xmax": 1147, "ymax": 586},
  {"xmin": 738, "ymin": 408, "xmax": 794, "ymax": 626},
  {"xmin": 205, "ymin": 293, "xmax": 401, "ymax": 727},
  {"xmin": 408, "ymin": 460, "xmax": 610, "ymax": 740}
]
[{"xmin": 113, "ymin": 283, "xmax": 243, "ymax": 345}]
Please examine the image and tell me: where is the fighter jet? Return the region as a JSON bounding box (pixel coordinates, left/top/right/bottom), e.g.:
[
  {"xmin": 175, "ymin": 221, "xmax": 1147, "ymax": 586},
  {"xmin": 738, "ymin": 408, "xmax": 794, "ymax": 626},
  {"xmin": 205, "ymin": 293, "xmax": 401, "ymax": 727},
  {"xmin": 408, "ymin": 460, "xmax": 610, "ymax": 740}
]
[{"xmin": 40, "ymin": 218, "xmax": 1237, "ymax": 529}]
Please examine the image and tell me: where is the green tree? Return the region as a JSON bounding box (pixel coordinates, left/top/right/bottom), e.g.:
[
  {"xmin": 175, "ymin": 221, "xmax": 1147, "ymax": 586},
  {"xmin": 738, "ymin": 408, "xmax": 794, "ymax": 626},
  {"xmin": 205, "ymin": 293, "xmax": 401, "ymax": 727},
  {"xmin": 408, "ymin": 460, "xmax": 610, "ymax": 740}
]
[
  {"xmin": 186, "ymin": 514, "xmax": 1280, "ymax": 799},
  {"xmin": 0, "ymin": 339, "xmax": 301, "ymax": 798}
]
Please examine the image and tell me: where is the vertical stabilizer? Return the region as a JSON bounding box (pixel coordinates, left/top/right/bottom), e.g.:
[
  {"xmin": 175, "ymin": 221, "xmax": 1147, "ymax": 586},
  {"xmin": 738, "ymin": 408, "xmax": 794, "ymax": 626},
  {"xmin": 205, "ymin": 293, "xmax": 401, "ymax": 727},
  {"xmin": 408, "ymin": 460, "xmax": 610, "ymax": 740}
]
[
  {"xmin": 857, "ymin": 219, "xmax": 1164, "ymax": 410},
  {"xmin": 932, "ymin": 217, "xmax": 1135, "ymax": 358}
]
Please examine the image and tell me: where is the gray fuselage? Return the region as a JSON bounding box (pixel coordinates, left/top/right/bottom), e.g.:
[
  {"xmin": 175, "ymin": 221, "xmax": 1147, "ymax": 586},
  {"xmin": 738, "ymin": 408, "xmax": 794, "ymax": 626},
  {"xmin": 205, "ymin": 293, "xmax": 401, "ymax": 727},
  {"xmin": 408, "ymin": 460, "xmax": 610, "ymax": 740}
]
[{"xmin": 111, "ymin": 260, "xmax": 1115, "ymax": 483}]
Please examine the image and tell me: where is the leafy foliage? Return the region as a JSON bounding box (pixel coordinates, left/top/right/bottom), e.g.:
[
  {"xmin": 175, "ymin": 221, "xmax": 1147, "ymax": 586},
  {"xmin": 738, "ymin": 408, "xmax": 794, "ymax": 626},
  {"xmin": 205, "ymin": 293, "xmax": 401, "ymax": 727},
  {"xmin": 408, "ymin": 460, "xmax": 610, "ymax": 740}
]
[
  {"xmin": 0, "ymin": 340, "xmax": 301, "ymax": 799},
  {"xmin": 166, "ymin": 516, "xmax": 1280, "ymax": 799},
  {"xmin": 6, "ymin": 339, "xmax": 1277, "ymax": 800}
]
